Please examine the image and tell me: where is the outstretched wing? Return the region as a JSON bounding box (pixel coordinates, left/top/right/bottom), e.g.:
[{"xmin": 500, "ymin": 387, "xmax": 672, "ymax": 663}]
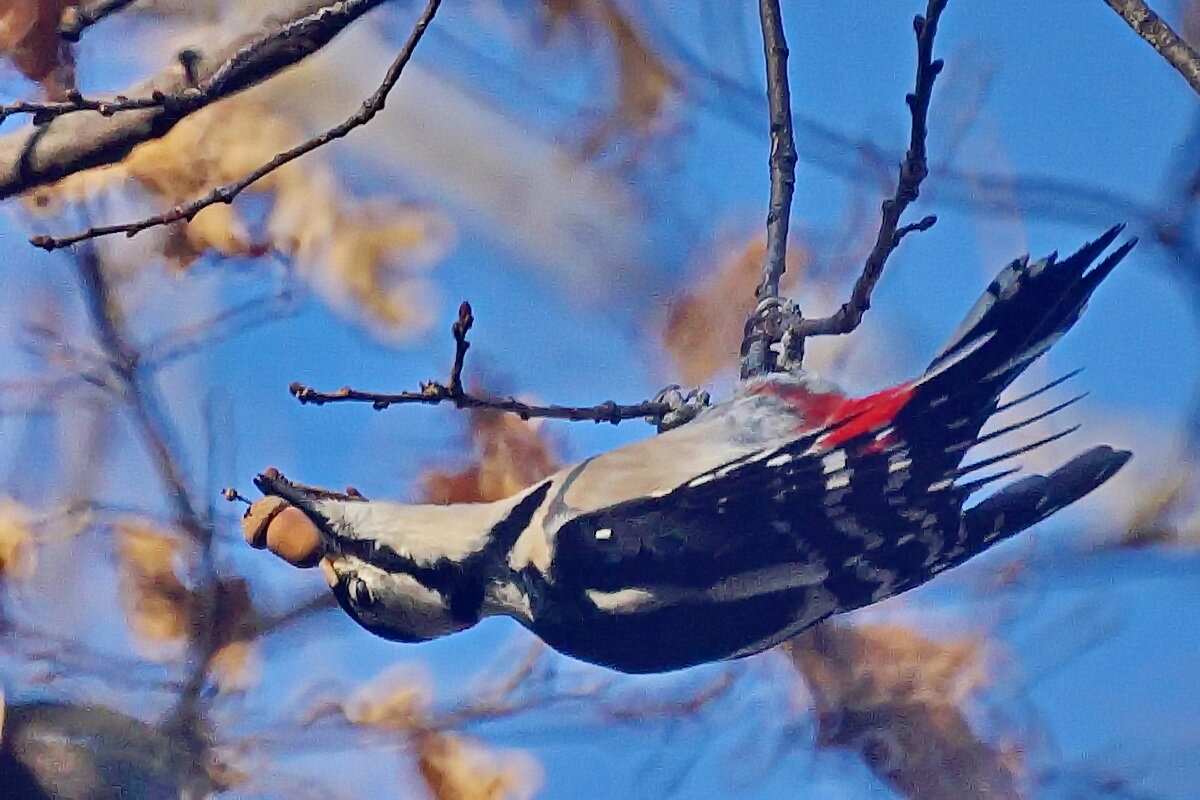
[
  {"xmin": 551, "ymin": 379, "xmax": 1128, "ymax": 619},
  {"xmin": 550, "ymin": 417, "xmax": 962, "ymax": 614}
]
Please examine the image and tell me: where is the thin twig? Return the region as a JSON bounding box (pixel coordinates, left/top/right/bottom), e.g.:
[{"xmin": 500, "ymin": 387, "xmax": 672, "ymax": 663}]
[
  {"xmin": 68, "ymin": 243, "xmax": 218, "ymax": 773},
  {"xmin": 11, "ymin": 2, "xmax": 393, "ymax": 124},
  {"xmin": 58, "ymin": 0, "xmax": 141, "ymax": 42},
  {"xmin": 249, "ymin": 592, "xmax": 338, "ymax": 639},
  {"xmin": 740, "ymin": 0, "xmax": 799, "ymax": 378},
  {"xmin": 446, "ymin": 301, "xmax": 472, "ymax": 396},
  {"xmin": 144, "ymin": 287, "xmax": 297, "ymax": 368},
  {"xmin": 755, "ymin": 0, "xmax": 797, "ymax": 304},
  {"xmin": 792, "ymin": 0, "xmax": 946, "ymax": 339},
  {"xmin": 1099, "ymin": 0, "xmax": 1200, "ymax": 95},
  {"xmin": 30, "ymin": 0, "xmax": 442, "ymax": 252},
  {"xmin": 0, "ymin": 0, "xmax": 387, "ymax": 199},
  {"xmin": 289, "ymin": 301, "xmax": 672, "ymax": 424},
  {"xmin": 252, "ymin": 467, "xmax": 368, "ymax": 504}
]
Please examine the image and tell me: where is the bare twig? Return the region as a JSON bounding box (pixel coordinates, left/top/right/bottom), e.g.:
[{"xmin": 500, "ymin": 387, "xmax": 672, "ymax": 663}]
[
  {"xmin": 58, "ymin": 0, "xmax": 141, "ymax": 42},
  {"xmin": 740, "ymin": 0, "xmax": 799, "ymax": 378},
  {"xmin": 30, "ymin": 0, "xmax": 443, "ymax": 251},
  {"xmin": 251, "ymin": 467, "xmax": 368, "ymax": 505},
  {"xmin": 792, "ymin": 0, "xmax": 946, "ymax": 339},
  {"xmin": 248, "ymin": 592, "xmax": 338, "ymax": 639},
  {"xmin": 144, "ymin": 287, "xmax": 297, "ymax": 368},
  {"xmin": 290, "ymin": 302, "xmax": 672, "ymax": 424},
  {"xmin": 1100, "ymin": 0, "xmax": 1200, "ymax": 95},
  {"xmin": 0, "ymin": 0, "xmax": 388, "ymax": 200},
  {"xmin": 73, "ymin": 248, "xmax": 206, "ymax": 542},
  {"xmin": 68, "ymin": 243, "xmax": 219, "ymax": 772},
  {"xmin": 756, "ymin": 0, "xmax": 798, "ymax": 306}
]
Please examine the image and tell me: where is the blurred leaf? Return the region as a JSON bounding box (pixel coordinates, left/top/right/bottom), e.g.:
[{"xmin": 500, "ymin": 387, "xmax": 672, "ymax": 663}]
[
  {"xmin": 416, "ymin": 731, "xmax": 542, "ymax": 800},
  {"xmin": 115, "ymin": 519, "xmax": 190, "ymax": 655},
  {"xmin": 1112, "ymin": 466, "xmax": 1200, "ymax": 549},
  {"xmin": 787, "ymin": 622, "xmax": 1020, "ymax": 800},
  {"xmin": 420, "ymin": 409, "xmax": 560, "ymax": 504},
  {"xmin": 207, "ymin": 577, "xmax": 259, "ymax": 693},
  {"xmin": 26, "ymin": 93, "xmax": 451, "ymax": 337},
  {"xmin": 663, "ymin": 233, "xmax": 809, "ymax": 385},
  {"xmin": 343, "ymin": 666, "xmax": 432, "ymax": 732},
  {"xmin": 0, "ymin": 499, "xmax": 34, "ymax": 580},
  {"xmin": 541, "ymin": 0, "xmax": 677, "ymax": 157},
  {"xmin": 0, "ymin": 0, "xmax": 76, "ymax": 99}
]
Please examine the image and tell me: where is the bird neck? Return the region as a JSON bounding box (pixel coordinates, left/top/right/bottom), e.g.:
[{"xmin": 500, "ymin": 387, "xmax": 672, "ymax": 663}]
[{"xmin": 316, "ymin": 497, "xmax": 513, "ymax": 567}]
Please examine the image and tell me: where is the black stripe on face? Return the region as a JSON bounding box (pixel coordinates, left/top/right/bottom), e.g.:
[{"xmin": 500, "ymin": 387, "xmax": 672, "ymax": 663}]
[
  {"xmin": 334, "ymin": 480, "xmax": 553, "ymax": 624},
  {"xmin": 483, "ymin": 480, "xmax": 554, "ymax": 555}
]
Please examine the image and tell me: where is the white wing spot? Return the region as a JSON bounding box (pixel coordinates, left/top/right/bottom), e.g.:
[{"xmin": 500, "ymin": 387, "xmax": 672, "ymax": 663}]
[
  {"xmin": 888, "ymin": 457, "xmax": 912, "ymax": 474},
  {"xmin": 826, "ymin": 472, "xmax": 851, "ymax": 490},
  {"xmin": 874, "ymin": 426, "xmax": 894, "ymax": 442},
  {"xmin": 595, "ymin": 528, "xmax": 612, "ymax": 540},
  {"xmin": 822, "ymin": 451, "xmax": 847, "ymax": 474},
  {"xmin": 766, "ymin": 453, "xmax": 793, "ymax": 468},
  {"xmin": 688, "ymin": 473, "xmax": 717, "ymax": 488},
  {"xmin": 928, "ymin": 478, "xmax": 953, "ymax": 492},
  {"xmin": 587, "ymin": 587, "xmax": 656, "ymax": 613}
]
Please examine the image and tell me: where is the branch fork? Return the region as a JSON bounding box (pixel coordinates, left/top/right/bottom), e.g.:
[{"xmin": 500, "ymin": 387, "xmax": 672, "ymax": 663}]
[
  {"xmin": 741, "ymin": 0, "xmax": 948, "ymax": 376},
  {"xmin": 289, "ymin": 302, "xmax": 679, "ymax": 426}
]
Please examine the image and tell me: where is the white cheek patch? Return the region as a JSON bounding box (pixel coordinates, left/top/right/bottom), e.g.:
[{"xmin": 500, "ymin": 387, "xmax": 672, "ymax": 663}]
[{"xmin": 341, "ymin": 559, "xmax": 467, "ymax": 639}]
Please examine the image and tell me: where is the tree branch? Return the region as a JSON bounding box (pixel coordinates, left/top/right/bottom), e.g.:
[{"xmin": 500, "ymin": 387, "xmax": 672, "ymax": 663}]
[
  {"xmin": 67, "ymin": 243, "xmax": 220, "ymax": 769},
  {"xmin": 0, "ymin": 0, "xmax": 388, "ymax": 201},
  {"xmin": 792, "ymin": 0, "xmax": 946, "ymax": 339},
  {"xmin": 1100, "ymin": 0, "xmax": 1200, "ymax": 96},
  {"xmin": 290, "ymin": 301, "xmax": 673, "ymax": 424},
  {"xmin": 57, "ymin": 0, "xmax": 141, "ymax": 42},
  {"xmin": 740, "ymin": 0, "xmax": 799, "ymax": 378},
  {"xmin": 29, "ymin": 0, "xmax": 442, "ymax": 251}
]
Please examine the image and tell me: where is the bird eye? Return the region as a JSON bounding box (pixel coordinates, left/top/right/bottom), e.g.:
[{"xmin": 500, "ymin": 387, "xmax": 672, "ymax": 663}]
[{"xmin": 349, "ymin": 576, "xmax": 375, "ymax": 607}]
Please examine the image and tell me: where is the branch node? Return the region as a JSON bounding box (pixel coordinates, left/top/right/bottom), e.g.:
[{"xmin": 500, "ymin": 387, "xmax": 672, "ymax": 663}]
[
  {"xmin": 291, "ymin": 305, "xmax": 673, "ymax": 425},
  {"xmin": 772, "ymin": 0, "xmax": 948, "ymax": 348}
]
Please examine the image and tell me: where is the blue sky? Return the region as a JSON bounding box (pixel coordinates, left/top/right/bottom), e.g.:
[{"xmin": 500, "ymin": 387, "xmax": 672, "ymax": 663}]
[{"xmin": 2, "ymin": 1, "xmax": 1199, "ymax": 798}]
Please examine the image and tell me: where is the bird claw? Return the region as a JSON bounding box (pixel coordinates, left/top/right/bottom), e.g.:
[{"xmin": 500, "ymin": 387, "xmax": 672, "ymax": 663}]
[{"xmin": 651, "ymin": 385, "xmax": 711, "ymax": 432}]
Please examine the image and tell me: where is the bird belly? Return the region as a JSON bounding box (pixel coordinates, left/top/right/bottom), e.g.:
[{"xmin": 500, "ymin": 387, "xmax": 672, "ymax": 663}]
[{"xmin": 529, "ymin": 582, "xmax": 837, "ymax": 673}]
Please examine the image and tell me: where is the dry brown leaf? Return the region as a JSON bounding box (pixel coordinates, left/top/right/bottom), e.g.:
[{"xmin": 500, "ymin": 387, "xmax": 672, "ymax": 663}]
[
  {"xmin": 542, "ymin": 0, "xmax": 677, "ymax": 157},
  {"xmin": 318, "ymin": 201, "xmax": 448, "ymax": 332},
  {"xmin": 0, "ymin": 0, "xmax": 76, "ymax": 99},
  {"xmin": 421, "ymin": 409, "xmax": 561, "ymax": 504},
  {"xmin": 663, "ymin": 234, "xmax": 809, "ymax": 385},
  {"xmin": 343, "ymin": 667, "xmax": 432, "ymax": 731},
  {"xmin": 207, "ymin": 578, "xmax": 259, "ymax": 692},
  {"xmin": 208, "ymin": 640, "xmax": 258, "ymax": 693},
  {"xmin": 27, "ymin": 92, "xmax": 450, "ymax": 336},
  {"xmin": 416, "ymin": 731, "xmax": 542, "ymax": 800},
  {"xmin": 0, "ymin": 498, "xmax": 34, "ymax": 580},
  {"xmin": 787, "ymin": 622, "xmax": 1019, "ymax": 800},
  {"xmin": 115, "ymin": 518, "xmax": 190, "ymax": 654},
  {"xmin": 1118, "ymin": 472, "xmax": 1190, "ymax": 548}
]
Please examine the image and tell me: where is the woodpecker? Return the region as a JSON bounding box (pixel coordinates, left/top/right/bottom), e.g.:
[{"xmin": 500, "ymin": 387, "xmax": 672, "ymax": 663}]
[{"xmin": 245, "ymin": 227, "xmax": 1134, "ymax": 674}]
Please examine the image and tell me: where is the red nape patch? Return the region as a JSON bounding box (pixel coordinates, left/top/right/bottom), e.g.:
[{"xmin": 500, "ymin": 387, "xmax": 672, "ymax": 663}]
[{"xmin": 753, "ymin": 381, "xmax": 915, "ymax": 449}]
